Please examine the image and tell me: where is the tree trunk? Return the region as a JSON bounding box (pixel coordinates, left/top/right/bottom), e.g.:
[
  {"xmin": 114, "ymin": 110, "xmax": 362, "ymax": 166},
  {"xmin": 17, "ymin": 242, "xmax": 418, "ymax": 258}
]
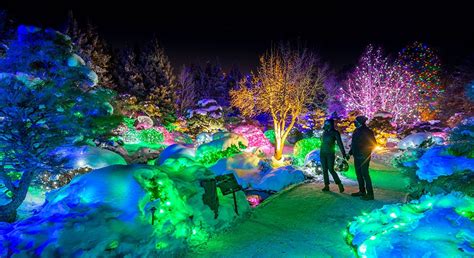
[
  {"xmin": 0, "ymin": 170, "xmax": 35, "ymax": 223},
  {"xmin": 274, "ymin": 137, "xmax": 283, "ymax": 161}
]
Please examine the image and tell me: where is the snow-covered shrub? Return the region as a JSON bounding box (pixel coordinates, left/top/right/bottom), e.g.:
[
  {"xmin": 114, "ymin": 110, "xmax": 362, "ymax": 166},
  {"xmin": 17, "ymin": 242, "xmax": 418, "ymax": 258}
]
[
  {"xmin": 368, "ymin": 112, "xmax": 397, "ymax": 147},
  {"xmin": 253, "ymin": 166, "xmax": 305, "ymax": 192},
  {"xmin": 138, "ymin": 128, "xmax": 164, "ymax": 145},
  {"xmin": 51, "ymin": 145, "xmax": 127, "ymax": 170},
  {"xmin": 264, "ymin": 129, "xmax": 276, "ymax": 144},
  {"xmin": 195, "ymin": 132, "xmax": 213, "ymax": 146},
  {"xmin": 416, "ymin": 146, "xmax": 474, "ymax": 182},
  {"xmin": 293, "ymin": 138, "xmax": 322, "ymax": 166},
  {"xmin": 392, "ymin": 148, "xmax": 425, "ymax": 168},
  {"xmin": 397, "ymin": 132, "xmax": 441, "ymax": 150},
  {"xmin": 231, "ymin": 124, "xmax": 273, "ymax": 155},
  {"xmin": 196, "ymin": 133, "xmax": 248, "ymax": 166},
  {"xmin": 210, "ymin": 153, "xmax": 263, "ymax": 189},
  {"xmin": 346, "ymin": 192, "xmax": 474, "ymax": 257},
  {"xmin": 156, "ymin": 144, "xmax": 196, "ymax": 166},
  {"xmin": 135, "ymin": 115, "xmax": 154, "ymax": 130},
  {"xmin": 186, "ymin": 99, "xmax": 225, "ymax": 136},
  {"xmin": 448, "ymin": 117, "xmax": 474, "ymax": 158},
  {"xmin": 0, "ymin": 164, "xmax": 249, "ymax": 256},
  {"xmin": 400, "ymin": 120, "xmax": 446, "ymax": 137},
  {"xmin": 210, "ymin": 154, "xmax": 304, "ymax": 192}
]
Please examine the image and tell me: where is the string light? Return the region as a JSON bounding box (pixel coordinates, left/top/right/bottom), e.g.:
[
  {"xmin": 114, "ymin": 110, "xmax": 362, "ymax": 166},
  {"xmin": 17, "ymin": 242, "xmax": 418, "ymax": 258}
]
[{"xmin": 341, "ymin": 45, "xmax": 420, "ymax": 125}]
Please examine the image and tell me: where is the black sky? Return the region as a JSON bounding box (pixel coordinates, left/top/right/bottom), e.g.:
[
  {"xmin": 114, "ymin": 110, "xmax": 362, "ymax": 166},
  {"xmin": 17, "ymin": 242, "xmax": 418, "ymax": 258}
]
[{"xmin": 2, "ymin": 1, "xmax": 474, "ymax": 72}]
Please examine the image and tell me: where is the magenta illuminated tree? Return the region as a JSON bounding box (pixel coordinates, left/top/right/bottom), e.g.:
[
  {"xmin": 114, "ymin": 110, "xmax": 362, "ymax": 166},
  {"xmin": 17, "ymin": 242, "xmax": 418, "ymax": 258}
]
[{"xmin": 340, "ymin": 45, "xmax": 419, "ymax": 124}]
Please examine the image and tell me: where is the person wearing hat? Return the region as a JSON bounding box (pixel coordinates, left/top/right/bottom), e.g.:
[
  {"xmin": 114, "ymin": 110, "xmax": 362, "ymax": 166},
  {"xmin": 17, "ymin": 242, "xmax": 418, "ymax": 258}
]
[
  {"xmin": 348, "ymin": 115, "xmax": 377, "ymax": 200},
  {"xmin": 320, "ymin": 119, "xmax": 346, "ymax": 193}
]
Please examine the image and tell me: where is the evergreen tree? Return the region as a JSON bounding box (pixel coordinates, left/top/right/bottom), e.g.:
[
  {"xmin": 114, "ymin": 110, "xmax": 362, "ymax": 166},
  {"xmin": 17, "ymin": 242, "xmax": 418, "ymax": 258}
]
[
  {"xmin": 63, "ymin": 12, "xmax": 116, "ymax": 89},
  {"xmin": 176, "ymin": 65, "xmax": 196, "ymax": 116},
  {"xmin": 0, "ymin": 9, "xmax": 14, "ymax": 56},
  {"xmin": 397, "ymin": 42, "xmax": 443, "ymax": 121},
  {"xmin": 116, "ymin": 46, "xmax": 145, "ymax": 97},
  {"xmin": 0, "ymin": 26, "xmax": 120, "ymax": 222}
]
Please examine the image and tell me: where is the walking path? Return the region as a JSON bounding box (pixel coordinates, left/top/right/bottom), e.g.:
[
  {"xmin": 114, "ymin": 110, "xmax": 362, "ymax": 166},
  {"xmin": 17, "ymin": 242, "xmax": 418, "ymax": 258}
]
[{"xmin": 190, "ymin": 162, "xmax": 408, "ymax": 257}]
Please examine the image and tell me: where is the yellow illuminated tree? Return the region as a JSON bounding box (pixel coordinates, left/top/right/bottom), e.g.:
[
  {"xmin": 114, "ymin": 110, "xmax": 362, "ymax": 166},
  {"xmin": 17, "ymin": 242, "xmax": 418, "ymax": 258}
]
[{"xmin": 231, "ymin": 45, "xmax": 327, "ymax": 161}]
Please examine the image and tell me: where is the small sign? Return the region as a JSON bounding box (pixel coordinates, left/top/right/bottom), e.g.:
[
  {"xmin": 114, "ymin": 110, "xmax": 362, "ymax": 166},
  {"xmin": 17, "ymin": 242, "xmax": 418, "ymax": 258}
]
[{"xmin": 216, "ymin": 173, "xmax": 242, "ymax": 195}]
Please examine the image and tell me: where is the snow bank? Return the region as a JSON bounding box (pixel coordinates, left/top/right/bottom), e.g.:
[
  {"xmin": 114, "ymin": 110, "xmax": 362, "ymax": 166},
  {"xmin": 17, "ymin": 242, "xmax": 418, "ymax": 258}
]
[
  {"xmin": 0, "ymin": 164, "xmax": 249, "ymax": 256},
  {"xmin": 416, "ymin": 146, "xmax": 474, "ymax": 182},
  {"xmin": 52, "ymin": 145, "xmax": 127, "ymax": 169},
  {"xmin": 156, "ymin": 144, "xmax": 195, "ymax": 166},
  {"xmin": 346, "ymin": 192, "xmax": 474, "ymax": 257},
  {"xmin": 210, "ymin": 154, "xmax": 305, "ymax": 192},
  {"xmin": 196, "ymin": 133, "xmax": 248, "ymax": 160},
  {"xmin": 253, "ymin": 166, "xmax": 305, "ymax": 192},
  {"xmin": 398, "ymin": 132, "xmax": 432, "ymax": 150},
  {"xmin": 210, "ymin": 153, "xmax": 263, "ymax": 189}
]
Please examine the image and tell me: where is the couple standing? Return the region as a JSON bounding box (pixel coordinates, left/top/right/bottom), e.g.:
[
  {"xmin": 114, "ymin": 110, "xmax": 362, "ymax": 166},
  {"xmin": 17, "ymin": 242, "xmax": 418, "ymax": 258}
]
[{"xmin": 319, "ymin": 116, "xmax": 377, "ymax": 201}]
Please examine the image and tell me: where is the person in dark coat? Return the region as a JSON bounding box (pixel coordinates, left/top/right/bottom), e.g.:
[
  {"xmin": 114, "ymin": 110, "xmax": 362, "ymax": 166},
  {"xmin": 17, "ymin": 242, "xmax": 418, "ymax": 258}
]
[
  {"xmin": 348, "ymin": 116, "xmax": 377, "ymax": 200},
  {"xmin": 320, "ymin": 119, "xmax": 346, "ymax": 193}
]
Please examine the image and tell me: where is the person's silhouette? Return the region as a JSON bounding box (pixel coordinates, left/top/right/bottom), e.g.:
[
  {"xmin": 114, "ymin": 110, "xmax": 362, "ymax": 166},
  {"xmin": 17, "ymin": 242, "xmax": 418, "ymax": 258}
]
[
  {"xmin": 320, "ymin": 119, "xmax": 346, "ymax": 193},
  {"xmin": 348, "ymin": 116, "xmax": 377, "ymax": 200}
]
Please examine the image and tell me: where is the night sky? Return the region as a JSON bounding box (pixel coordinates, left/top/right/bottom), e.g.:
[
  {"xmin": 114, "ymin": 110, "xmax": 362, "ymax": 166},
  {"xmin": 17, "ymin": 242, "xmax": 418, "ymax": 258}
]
[{"xmin": 2, "ymin": 1, "xmax": 474, "ymax": 72}]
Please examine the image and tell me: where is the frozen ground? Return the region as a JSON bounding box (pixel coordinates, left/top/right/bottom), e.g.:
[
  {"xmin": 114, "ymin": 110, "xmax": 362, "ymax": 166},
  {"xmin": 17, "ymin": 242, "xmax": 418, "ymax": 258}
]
[{"xmin": 189, "ymin": 161, "xmax": 407, "ymax": 257}]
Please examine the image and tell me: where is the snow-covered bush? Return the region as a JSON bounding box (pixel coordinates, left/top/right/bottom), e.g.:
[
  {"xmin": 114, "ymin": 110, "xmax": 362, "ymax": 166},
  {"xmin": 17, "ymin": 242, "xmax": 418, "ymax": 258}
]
[
  {"xmin": 52, "ymin": 145, "xmax": 127, "ymax": 170},
  {"xmin": 186, "ymin": 99, "xmax": 225, "ymax": 136},
  {"xmin": 448, "ymin": 117, "xmax": 474, "ymax": 158},
  {"xmin": 210, "ymin": 153, "xmax": 263, "ymax": 189},
  {"xmin": 231, "ymin": 124, "xmax": 273, "ymax": 155},
  {"xmin": 368, "ymin": 112, "xmax": 397, "ymax": 147},
  {"xmin": 0, "ymin": 164, "xmax": 249, "ymax": 256},
  {"xmin": 293, "ymin": 138, "xmax": 322, "ymax": 166},
  {"xmin": 416, "ymin": 146, "xmax": 474, "ymax": 182},
  {"xmin": 397, "ymin": 132, "xmax": 444, "ymax": 150},
  {"xmin": 346, "ymin": 192, "xmax": 474, "ymax": 257},
  {"xmin": 253, "ymin": 166, "xmax": 305, "ymax": 192},
  {"xmin": 195, "ymin": 133, "xmax": 248, "ymax": 166}
]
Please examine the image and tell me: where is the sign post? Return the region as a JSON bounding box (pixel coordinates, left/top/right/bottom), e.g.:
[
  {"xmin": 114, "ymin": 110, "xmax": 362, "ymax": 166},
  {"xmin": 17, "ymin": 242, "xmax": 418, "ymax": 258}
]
[{"xmin": 215, "ymin": 173, "xmax": 242, "ymax": 215}]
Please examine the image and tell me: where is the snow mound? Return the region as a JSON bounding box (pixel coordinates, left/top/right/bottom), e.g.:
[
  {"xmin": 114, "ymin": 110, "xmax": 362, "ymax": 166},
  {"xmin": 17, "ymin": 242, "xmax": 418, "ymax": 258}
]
[
  {"xmin": 416, "ymin": 146, "xmax": 474, "ymax": 182},
  {"xmin": 254, "ymin": 166, "xmax": 305, "ymax": 192},
  {"xmin": 210, "ymin": 154, "xmax": 305, "ymax": 192},
  {"xmin": 0, "ymin": 164, "xmax": 249, "ymax": 256},
  {"xmin": 210, "ymin": 153, "xmax": 263, "ymax": 188},
  {"xmin": 196, "ymin": 132, "xmax": 213, "ymax": 146},
  {"xmin": 156, "ymin": 144, "xmax": 195, "ymax": 166},
  {"xmin": 398, "ymin": 132, "xmax": 440, "ymax": 150},
  {"xmin": 196, "ymin": 133, "xmax": 248, "ymax": 158},
  {"xmin": 304, "ymin": 149, "xmax": 321, "ymax": 165},
  {"xmin": 52, "ymin": 145, "xmax": 127, "ymax": 169},
  {"xmin": 346, "ymin": 192, "xmax": 474, "ymax": 257},
  {"xmin": 67, "ymin": 53, "xmax": 85, "ymax": 67}
]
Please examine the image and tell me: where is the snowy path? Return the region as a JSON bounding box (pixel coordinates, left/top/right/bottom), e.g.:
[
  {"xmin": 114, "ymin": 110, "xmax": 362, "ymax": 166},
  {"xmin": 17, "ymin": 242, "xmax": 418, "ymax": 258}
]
[{"xmin": 190, "ymin": 168, "xmax": 407, "ymax": 257}]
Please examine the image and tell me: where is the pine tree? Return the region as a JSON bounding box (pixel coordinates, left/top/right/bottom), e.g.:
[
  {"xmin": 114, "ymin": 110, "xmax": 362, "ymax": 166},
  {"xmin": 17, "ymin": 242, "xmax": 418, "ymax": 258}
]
[
  {"xmin": 0, "ymin": 9, "xmax": 14, "ymax": 56},
  {"xmin": 139, "ymin": 38, "xmax": 177, "ymax": 122},
  {"xmin": 63, "ymin": 12, "xmax": 116, "ymax": 89},
  {"xmin": 397, "ymin": 42, "xmax": 443, "ymax": 121},
  {"xmin": 116, "ymin": 46, "xmax": 146, "ymax": 98},
  {"xmin": 176, "ymin": 65, "xmax": 196, "ymax": 116}
]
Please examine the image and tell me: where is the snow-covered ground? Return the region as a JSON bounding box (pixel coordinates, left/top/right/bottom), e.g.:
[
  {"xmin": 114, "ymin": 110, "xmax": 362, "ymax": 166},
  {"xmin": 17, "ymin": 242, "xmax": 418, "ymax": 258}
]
[{"xmin": 189, "ymin": 162, "xmax": 407, "ymax": 257}]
